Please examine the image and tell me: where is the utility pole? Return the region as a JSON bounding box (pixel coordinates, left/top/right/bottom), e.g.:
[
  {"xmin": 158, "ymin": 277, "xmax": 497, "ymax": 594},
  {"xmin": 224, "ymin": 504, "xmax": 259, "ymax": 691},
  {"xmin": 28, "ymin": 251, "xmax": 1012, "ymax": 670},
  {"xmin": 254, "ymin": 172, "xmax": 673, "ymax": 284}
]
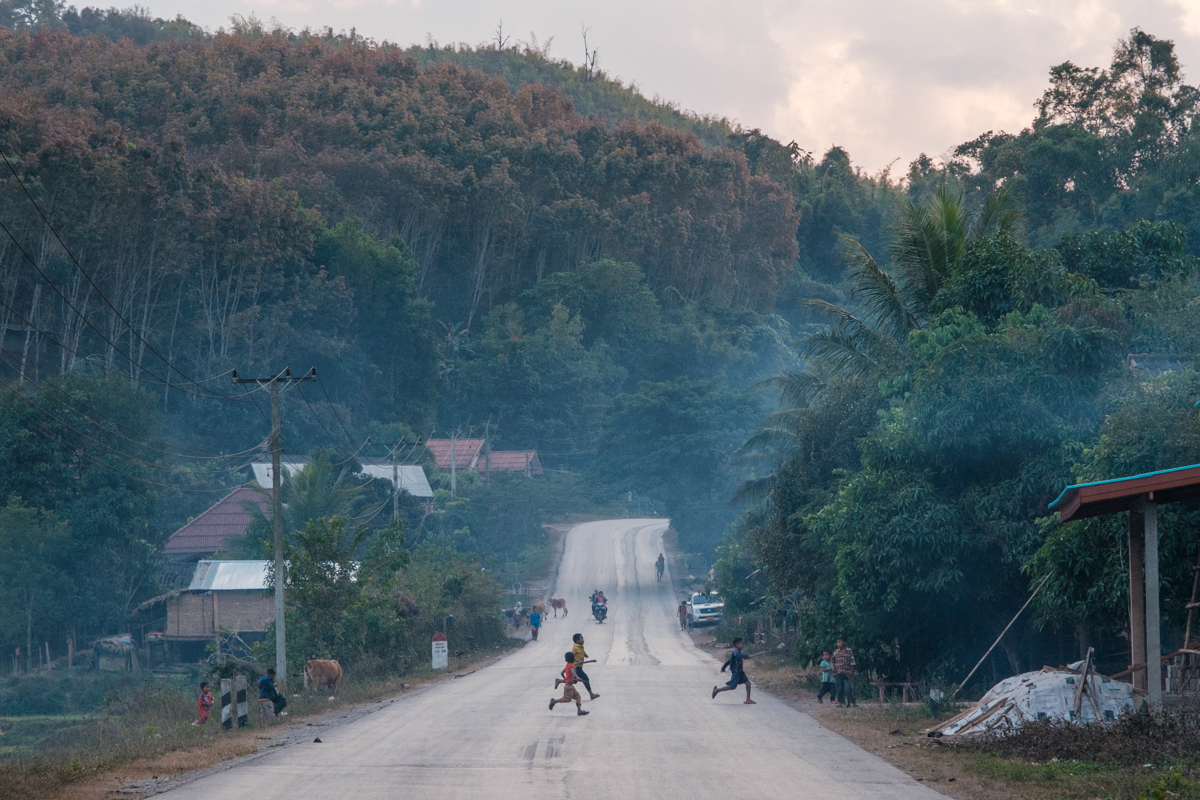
[
  {"xmin": 450, "ymin": 429, "xmax": 457, "ymax": 499},
  {"xmin": 232, "ymin": 366, "xmax": 317, "ymax": 687}
]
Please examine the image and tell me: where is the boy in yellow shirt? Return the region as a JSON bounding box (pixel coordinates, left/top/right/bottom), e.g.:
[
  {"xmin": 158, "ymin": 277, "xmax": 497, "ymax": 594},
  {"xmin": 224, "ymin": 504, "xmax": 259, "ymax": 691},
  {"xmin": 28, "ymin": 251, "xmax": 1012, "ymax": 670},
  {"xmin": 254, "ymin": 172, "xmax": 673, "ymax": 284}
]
[{"xmin": 560, "ymin": 633, "xmax": 600, "ymax": 700}]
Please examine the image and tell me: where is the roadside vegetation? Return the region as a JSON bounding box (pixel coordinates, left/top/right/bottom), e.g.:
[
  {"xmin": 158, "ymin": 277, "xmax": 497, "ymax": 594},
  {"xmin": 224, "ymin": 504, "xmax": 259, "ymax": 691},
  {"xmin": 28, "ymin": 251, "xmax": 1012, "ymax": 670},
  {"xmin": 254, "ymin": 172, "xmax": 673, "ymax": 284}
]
[{"xmin": 1, "ymin": 4, "xmax": 1200, "ymax": 796}]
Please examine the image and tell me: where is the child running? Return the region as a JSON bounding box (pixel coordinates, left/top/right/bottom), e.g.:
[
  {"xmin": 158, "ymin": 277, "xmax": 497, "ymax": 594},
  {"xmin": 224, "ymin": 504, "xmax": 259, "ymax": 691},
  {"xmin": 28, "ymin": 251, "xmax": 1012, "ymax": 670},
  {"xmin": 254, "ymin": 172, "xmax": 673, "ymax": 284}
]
[
  {"xmin": 567, "ymin": 633, "xmax": 600, "ymax": 699},
  {"xmin": 712, "ymin": 637, "xmax": 756, "ymax": 704},
  {"xmin": 550, "ymin": 651, "xmax": 589, "ymax": 716},
  {"xmin": 192, "ymin": 681, "xmax": 214, "ymax": 725}
]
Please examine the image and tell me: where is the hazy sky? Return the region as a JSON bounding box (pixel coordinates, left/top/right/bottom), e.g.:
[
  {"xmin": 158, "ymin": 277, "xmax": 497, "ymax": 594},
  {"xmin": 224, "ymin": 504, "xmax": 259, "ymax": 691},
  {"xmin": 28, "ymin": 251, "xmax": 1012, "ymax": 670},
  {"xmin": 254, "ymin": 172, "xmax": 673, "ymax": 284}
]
[{"xmin": 147, "ymin": 0, "xmax": 1200, "ymax": 171}]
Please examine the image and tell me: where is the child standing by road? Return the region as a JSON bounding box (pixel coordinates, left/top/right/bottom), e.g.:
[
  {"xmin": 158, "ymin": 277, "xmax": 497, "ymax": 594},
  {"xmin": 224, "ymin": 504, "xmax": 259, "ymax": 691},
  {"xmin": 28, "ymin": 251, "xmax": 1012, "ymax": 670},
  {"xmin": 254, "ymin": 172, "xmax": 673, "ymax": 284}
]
[
  {"xmin": 712, "ymin": 637, "xmax": 756, "ymax": 704},
  {"xmin": 193, "ymin": 682, "xmax": 214, "ymax": 725},
  {"xmin": 816, "ymin": 650, "xmax": 835, "ymax": 704},
  {"xmin": 550, "ymin": 652, "xmax": 589, "ymax": 716}
]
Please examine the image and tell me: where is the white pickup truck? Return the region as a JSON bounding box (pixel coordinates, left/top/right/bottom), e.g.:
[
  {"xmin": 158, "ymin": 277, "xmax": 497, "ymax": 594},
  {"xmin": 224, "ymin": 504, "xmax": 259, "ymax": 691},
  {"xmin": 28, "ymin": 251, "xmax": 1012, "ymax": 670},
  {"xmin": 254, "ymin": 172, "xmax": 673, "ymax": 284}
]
[{"xmin": 687, "ymin": 592, "xmax": 724, "ymax": 628}]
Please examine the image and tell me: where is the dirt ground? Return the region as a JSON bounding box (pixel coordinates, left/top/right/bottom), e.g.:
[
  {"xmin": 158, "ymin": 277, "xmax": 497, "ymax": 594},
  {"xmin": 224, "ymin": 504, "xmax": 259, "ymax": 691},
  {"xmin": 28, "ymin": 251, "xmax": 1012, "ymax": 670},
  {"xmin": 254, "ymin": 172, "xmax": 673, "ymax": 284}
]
[
  {"xmin": 43, "ymin": 647, "xmax": 521, "ymax": 800},
  {"xmin": 714, "ymin": 643, "xmax": 1196, "ymax": 800}
]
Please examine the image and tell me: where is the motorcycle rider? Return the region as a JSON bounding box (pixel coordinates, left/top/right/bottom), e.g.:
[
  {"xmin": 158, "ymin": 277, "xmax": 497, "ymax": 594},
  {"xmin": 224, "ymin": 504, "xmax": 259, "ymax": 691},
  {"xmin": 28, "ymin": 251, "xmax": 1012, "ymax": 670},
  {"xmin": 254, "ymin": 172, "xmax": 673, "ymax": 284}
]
[{"xmin": 590, "ymin": 590, "xmax": 607, "ymax": 622}]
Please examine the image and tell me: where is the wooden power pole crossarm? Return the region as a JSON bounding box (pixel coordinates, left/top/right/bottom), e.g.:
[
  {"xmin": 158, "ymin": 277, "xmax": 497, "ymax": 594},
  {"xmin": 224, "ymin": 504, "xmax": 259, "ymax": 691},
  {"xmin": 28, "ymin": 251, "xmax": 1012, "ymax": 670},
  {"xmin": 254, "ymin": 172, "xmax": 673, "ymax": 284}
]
[{"xmin": 232, "ymin": 366, "xmax": 318, "ymax": 687}]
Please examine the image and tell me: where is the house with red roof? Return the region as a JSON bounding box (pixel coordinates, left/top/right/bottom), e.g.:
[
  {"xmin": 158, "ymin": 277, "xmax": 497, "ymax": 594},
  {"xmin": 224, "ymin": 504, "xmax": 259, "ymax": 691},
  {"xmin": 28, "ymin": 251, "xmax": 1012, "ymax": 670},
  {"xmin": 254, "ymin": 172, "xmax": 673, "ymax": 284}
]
[{"xmin": 163, "ymin": 486, "xmax": 271, "ymax": 561}]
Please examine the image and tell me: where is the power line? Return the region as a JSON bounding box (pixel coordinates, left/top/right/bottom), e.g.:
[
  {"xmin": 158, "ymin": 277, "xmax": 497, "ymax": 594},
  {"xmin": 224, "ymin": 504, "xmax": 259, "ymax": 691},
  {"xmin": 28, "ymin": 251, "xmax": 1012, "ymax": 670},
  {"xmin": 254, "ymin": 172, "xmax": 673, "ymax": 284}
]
[
  {"xmin": 0, "ymin": 214, "xmax": 273, "ymax": 418},
  {"xmin": 0, "ymin": 350, "xmax": 268, "ymax": 462},
  {"xmin": 314, "ymin": 375, "xmax": 360, "ymax": 451},
  {"xmin": 0, "ymin": 373, "xmax": 266, "ymax": 476},
  {"xmin": 0, "ymin": 391, "xmax": 260, "ymax": 492},
  {"xmin": 0, "ymin": 149, "xmax": 266, "ymax": 405}
]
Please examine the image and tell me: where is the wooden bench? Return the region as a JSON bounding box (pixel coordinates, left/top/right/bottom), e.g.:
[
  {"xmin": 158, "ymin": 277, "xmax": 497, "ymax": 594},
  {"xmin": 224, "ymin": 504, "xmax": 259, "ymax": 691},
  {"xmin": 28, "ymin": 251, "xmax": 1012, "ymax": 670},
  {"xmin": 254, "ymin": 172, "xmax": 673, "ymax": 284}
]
[{"xmin": 870, "ymin": 681, "xmax": 915, "ymax": 704}]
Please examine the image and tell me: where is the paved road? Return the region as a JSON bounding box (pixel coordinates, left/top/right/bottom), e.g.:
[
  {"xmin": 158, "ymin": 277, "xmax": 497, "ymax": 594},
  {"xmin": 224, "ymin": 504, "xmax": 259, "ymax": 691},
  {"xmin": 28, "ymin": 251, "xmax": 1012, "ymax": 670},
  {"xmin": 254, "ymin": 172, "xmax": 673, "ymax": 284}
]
[{"xmin": 162, "ymin": 519, "xmax": 943, "ymax": 799}]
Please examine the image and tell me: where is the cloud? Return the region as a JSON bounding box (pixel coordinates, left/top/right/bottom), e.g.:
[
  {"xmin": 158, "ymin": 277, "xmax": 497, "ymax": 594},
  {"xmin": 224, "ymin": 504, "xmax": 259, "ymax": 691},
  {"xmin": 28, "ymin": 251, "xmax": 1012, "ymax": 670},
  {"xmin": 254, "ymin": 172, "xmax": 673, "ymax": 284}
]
[{"xmin": 145, "ymin": 0, "xmax": 1200, "ymax": 170}]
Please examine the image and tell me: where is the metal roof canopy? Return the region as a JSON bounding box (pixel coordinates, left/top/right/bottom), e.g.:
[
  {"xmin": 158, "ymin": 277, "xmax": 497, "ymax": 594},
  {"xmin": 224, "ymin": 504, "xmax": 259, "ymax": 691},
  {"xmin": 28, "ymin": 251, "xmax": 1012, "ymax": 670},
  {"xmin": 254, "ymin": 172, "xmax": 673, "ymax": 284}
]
[
  {"xmin": 1049, "ymin": 463, "xmax": 1200, "ymax": 522},
  {"xmin": 189, "ymin": 560, "xmax": 271, "ymax": 591},
  {"xmin": 1049, "ymin": 462, "xmax": 1200, "ymax": 713}
]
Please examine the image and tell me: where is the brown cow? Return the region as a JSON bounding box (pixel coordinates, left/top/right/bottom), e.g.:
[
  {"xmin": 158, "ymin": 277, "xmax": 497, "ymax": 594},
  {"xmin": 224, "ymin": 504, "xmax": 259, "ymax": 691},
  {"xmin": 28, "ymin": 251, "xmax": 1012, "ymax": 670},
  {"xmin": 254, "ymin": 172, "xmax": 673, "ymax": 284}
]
[
  {"xmin": 532, "ymin": 601, "xmax": 547, "ymax": 616},
  {"xmin": 304, "ymin": 659, "xmax": 344, "ymax": 693},
  {"xmin": 548, "ymin": 598, "xmax": 568, "ymax": 617}
]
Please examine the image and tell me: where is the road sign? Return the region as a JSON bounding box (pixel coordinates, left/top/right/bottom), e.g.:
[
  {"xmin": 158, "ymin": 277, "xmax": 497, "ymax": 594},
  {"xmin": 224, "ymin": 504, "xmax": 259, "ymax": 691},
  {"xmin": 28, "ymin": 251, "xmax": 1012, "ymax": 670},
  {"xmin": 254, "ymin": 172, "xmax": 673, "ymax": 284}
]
[{"xmin": 431, "ymin": 632, "xmax": 448, "ymax": 670}]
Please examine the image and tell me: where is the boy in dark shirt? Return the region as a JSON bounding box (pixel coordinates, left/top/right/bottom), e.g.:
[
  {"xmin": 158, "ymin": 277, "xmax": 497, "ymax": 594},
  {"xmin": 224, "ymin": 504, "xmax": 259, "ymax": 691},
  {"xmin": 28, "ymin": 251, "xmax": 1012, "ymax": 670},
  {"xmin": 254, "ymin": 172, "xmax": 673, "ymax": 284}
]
[
  {"xmin": 712, "ymin": 637, "xmax": 756, "ymax": 704},
  {"xmin": 550, "ymin": 651, "xmax": 589, "ymax": 716}
]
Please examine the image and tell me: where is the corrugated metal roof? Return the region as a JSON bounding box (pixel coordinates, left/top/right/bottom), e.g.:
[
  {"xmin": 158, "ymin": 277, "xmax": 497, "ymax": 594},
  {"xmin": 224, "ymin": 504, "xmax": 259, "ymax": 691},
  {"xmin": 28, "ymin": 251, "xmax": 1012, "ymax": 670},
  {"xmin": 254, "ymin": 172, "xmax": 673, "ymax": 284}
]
[
  {"xmin": 189, "ymin": 560, "xmax": 271, "ymax": 591},
  {"xmin": 479, "ymin": 450, "xmax": 544, "ymax": 474},
  {"xmin": 164, "ymin": 486, "xmax": 271, "ymax": 555},
  {"xmin": 249, "ymin": 462, "xmax": 433, "ymax": 498},
  {"xmin": 424, "ymin": 439, "xmax": 484, "ymax": 470}
]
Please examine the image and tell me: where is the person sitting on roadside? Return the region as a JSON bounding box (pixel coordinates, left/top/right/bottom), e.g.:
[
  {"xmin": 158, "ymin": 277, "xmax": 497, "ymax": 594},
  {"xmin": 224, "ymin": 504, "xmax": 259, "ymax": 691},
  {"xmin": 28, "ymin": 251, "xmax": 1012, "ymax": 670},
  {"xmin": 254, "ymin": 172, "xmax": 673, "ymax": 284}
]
[{"xmin": 258, "ymin": 668, "xmax": 286, "ymax": 718}]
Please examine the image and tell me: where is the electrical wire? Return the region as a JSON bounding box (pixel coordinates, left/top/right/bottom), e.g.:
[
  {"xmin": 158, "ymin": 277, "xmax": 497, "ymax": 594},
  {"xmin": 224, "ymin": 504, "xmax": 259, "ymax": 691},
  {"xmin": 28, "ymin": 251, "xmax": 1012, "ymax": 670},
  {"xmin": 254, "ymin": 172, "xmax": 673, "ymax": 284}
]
[
  {"xmin": 0, "ymin": 214, "xmax": 274, "ymax": 422},
  {"xmin": 0, "ymin": 350, "xmax": 269, "ymax": 462},
  {"xmin": 0, "ymin": 391, "xmax": 261, "ymax": 492},
  {"xmin": 0, "ymin": 373, "xmax": 267, "ymax": 476},
  {"xmin": 0, "ymin": 149, "xmax": 275, "ymax": 405},
  {"xmin": 315, "ymin": 376, "xmax": 360, "ymax": 450}
]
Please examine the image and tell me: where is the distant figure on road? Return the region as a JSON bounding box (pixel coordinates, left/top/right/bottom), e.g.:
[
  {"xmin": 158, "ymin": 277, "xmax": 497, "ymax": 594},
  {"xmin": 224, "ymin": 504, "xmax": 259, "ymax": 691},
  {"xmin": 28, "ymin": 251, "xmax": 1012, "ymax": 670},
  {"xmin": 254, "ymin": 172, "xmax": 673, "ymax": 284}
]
[
  {"xmin": 656, "ymin": 553, "xmax": 665, "ymax": 581},
  {"xmin": 816, "ymin": 650, "xmax": 835, "ymax": 704},
  {"xmin": 678, "ymin": 601, "xmax": 688, "ymax": 630},
  {"xmin": 193, "ymin": 681, "xmax": 214, "ymax": 726},
  {"xmin": 832, "ymin": 637, "xmax": 857, "ymax": 708},
  {"xmin": 570, "ymin": 633, "xmax": 600, "ymax": 700},
  {"xmin": 530, "ymin": 610, "xmax": 542, "ymax": 640},
  {"xmin": 712, "ymin": 637, "xmax": 756, "ymax": 704},
  {"xmin": 550, "ymin": 651, "xmax": 589, "ymax": 716}
]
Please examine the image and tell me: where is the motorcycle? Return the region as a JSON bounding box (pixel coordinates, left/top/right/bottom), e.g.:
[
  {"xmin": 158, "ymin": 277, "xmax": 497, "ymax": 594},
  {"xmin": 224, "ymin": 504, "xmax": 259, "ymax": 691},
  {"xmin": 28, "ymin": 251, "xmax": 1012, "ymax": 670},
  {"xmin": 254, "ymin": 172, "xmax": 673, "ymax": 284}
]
[{"xmin": 591, "ymin": 601, "xmax": 608, "ymax": 623}]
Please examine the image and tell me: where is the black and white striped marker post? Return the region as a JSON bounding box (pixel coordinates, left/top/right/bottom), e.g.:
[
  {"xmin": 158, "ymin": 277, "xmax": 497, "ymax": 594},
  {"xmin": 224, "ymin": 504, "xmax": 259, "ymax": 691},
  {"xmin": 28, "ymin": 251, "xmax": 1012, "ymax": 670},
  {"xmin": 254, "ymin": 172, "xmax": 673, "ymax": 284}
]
[
  {"xmin": 220, "ymin": 678, "xmax": 233, "ymax": 730},
  {"xmin": 235, "ymin": 675, "xmax": 248, "ymax": 727}
]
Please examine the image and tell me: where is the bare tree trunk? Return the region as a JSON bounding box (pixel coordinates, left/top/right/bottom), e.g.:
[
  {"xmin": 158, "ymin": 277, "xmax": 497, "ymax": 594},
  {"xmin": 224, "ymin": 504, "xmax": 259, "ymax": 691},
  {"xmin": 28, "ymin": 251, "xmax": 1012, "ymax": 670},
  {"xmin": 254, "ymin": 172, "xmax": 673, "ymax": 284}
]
[{"xmin": 19, "ymin": 283, "xmax": 42, "ymax": 383}]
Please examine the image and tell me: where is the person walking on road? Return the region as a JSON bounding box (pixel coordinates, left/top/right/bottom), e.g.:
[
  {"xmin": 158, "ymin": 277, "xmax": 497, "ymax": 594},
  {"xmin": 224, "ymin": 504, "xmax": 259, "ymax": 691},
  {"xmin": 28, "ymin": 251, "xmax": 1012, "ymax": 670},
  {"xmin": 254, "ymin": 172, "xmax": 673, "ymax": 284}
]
[
  {"xmin": 816, "ymin": 650, "xmax": 836, "ymax": 704},
  {"xmin": 678, "ymin": 600, "xmax": 688, "ymax": 631},
  {"xmin": 550, "ymin": 651, "xmax": 589, "ymax": 716},
  {"xmin": 529, "ymin": 609, "xmax": 542, "ymax": 640},
  {"xmin": 712, "ymin": 637, "xmax": 756, "ymax": 704},
  {"xmin": 656, "ymin": 553, "xmax": 665, "ymax": 581},
  {"xmin": 567, "ymin": 633, "xmax": 600, "ymax": 699},
  {"xmin": 832, "ymin": 637, "xmax": 857, "ymax": 707}
]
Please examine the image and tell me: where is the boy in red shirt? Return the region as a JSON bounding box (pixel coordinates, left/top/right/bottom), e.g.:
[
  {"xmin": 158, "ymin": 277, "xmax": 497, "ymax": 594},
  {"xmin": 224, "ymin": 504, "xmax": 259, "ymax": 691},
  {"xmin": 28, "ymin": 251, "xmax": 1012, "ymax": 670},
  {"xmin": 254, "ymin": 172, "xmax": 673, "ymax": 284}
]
[
  {"xmin": 549, "ymin": 652, "xmax": 589, "ymax": 716},
  {"xmin": 193, "ymin": 682, "xmax": 214, "ymax": 726}
]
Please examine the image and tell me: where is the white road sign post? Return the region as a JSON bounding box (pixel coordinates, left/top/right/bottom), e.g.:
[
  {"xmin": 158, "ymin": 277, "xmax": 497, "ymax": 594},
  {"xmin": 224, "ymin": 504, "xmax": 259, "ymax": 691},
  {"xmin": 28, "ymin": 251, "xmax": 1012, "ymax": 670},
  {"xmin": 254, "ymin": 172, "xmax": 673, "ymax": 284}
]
[{"xmin": 431, "ymin": 632, "xmax": 448, "ymax": 670}]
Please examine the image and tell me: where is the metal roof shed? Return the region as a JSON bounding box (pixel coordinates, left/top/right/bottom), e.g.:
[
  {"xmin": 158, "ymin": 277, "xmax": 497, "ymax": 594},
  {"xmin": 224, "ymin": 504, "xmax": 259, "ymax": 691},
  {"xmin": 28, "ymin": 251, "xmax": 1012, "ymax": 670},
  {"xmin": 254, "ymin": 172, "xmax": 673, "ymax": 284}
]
[
  {"xmin": 1049, "ymin": 463, "xmax": 1200, "ymax": 710},
  {"xmin": 249, "ymin": 461, "xmax": 434, "ymax": 498}
]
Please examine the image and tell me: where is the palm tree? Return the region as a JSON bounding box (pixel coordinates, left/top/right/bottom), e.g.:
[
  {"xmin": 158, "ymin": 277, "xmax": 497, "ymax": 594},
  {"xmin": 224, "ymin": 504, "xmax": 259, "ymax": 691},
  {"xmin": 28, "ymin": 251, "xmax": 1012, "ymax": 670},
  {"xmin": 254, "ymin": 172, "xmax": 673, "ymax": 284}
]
[
  {"xmin": 738, "ymin": 185, "xmax": 1018, "ymax": 491},
  {"xmin": 282, "ymin": 452, "xmax": 363, "ymax": 532}
]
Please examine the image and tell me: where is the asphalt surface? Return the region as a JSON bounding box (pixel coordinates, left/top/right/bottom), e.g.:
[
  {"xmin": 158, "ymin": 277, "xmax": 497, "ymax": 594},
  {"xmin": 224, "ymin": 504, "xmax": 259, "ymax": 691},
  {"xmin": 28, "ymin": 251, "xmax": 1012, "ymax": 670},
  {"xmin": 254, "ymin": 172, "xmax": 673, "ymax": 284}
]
[{"xmin": 161, "ymin": 518, "xmax": 945, "ymax": 799}]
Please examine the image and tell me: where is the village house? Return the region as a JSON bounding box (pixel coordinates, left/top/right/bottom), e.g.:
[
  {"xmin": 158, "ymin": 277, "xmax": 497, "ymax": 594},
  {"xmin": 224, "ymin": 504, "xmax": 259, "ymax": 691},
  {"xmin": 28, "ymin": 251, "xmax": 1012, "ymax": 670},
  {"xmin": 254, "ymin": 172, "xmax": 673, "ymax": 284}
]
[
  {"xmin": 135, "ymin": 560, "xmax": 273, "ymax": 665},
  {"xmin": 423, "ymin": 439, "xmax": 543, "ymax": 477}
]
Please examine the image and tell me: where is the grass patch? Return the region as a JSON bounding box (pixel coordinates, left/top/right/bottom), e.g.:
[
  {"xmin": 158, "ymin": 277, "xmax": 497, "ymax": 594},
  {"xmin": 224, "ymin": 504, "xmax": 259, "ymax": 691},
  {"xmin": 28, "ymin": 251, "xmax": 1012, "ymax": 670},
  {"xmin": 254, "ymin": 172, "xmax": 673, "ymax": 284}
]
[{"xmin": 0, "ymin": 640, "xmax": 520, "ymax": 800}]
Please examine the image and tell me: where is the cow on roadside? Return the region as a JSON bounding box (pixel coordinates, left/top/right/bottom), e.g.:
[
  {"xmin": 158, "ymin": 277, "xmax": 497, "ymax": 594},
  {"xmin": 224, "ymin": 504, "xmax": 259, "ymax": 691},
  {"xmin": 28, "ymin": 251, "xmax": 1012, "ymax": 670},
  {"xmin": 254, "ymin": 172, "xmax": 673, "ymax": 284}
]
[
  {"xmin": 532, "ymin": 601, "xmax": 547, "ymax": 616},
  {"xmin": 304, "ymin": 659, "xmax": 344, "ymax": 693},
  {"xmin": 548, "ymin": 598, "xmax": 568, "ymax": 617}
]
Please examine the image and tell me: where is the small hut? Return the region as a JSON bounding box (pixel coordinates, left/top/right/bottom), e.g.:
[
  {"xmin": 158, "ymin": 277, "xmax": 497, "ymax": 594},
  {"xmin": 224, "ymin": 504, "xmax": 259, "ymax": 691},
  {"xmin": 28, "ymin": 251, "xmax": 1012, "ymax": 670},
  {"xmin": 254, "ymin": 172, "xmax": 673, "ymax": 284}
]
[{"xmin": 93, "ymin": 635, "xmax": 140, "ymax": 671}]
